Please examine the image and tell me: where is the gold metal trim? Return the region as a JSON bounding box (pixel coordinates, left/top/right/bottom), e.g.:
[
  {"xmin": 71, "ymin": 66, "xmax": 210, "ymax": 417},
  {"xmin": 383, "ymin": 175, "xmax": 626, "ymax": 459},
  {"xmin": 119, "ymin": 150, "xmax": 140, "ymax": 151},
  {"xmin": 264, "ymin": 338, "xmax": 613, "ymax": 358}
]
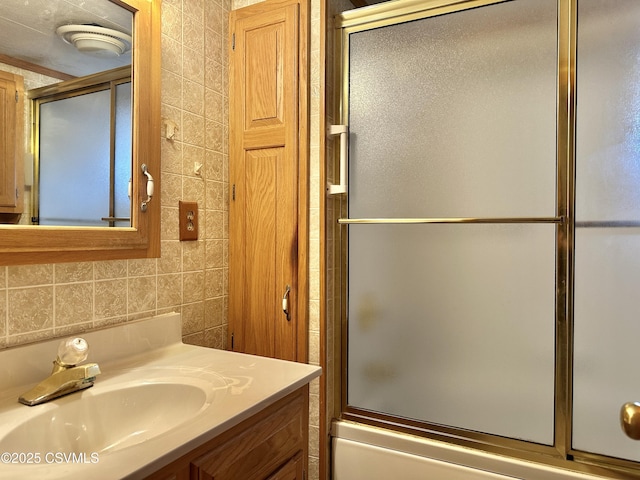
[
  {"xmin": 338, "ymin": 216, "xmax": 563, "ymax": 225},
  {"xmin": 27, "ymin": 65, "xmax": 131, "ymax": 99},
  {"xmin": 575, "ymin": 221, "xmax": 640, "ymax": 228},
  {"xmin": 337, "ymin": 0, "xmax": 510, "ymax": 31},
  {"xmin": 554, "ymin": 0, "xmax": 575, "ymax": 461}
]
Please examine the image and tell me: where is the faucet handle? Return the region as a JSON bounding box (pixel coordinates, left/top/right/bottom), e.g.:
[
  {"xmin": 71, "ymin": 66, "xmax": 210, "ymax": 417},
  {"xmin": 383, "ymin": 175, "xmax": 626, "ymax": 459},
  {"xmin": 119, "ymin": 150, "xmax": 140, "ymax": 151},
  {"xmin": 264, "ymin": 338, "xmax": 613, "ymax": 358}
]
[{"xmin": 57, "ymin": 337, "xmax": 89, "ymax": 366}]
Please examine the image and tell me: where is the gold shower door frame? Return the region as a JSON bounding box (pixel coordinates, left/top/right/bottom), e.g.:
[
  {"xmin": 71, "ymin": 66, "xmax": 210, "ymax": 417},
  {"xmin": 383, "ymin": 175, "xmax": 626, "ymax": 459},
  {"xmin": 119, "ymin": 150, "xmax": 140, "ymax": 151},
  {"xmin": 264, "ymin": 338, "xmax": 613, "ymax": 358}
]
[{"xmin": 333, "ymin": 0, "xmax": 639, "ymax": 477}]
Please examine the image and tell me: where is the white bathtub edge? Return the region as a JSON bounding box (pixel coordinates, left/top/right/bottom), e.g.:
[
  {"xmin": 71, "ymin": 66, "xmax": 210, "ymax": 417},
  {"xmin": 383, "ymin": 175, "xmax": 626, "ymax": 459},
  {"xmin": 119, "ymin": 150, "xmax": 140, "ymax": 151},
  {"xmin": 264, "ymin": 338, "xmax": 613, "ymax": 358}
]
[{"xmin": 331, "ymin": 420, "xmax": 612, "ymax": 480}]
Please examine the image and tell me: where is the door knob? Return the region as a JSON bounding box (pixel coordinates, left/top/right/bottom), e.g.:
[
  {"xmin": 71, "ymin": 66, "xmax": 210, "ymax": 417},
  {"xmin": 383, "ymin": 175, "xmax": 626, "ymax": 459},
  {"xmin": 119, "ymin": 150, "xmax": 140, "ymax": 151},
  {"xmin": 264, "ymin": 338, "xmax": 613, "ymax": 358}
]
[{"xmin": 621, "ymin": 402, "xmax": 640, "ymax": 440}]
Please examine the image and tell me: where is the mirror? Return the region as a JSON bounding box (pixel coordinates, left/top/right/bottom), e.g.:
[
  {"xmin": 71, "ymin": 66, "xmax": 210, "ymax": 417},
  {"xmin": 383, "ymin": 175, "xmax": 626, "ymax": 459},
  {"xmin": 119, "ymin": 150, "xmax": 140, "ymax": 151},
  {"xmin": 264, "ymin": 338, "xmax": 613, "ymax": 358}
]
[
  {"xmin": 0, "ymin": 0, "xmax": 160, "ymax": 265},
  {"xmin": 1, "ymin": 0, "xmax": 133, "ymax": 227}
]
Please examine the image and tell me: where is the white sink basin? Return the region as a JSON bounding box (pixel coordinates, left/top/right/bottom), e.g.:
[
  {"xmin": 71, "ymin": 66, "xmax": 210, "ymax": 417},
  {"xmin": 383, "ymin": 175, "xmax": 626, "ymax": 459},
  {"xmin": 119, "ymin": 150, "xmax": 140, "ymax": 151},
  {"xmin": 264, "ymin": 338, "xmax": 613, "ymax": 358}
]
[{"xmin": 0, "ymin": 367, "xmax": 228, "ymax": 454}]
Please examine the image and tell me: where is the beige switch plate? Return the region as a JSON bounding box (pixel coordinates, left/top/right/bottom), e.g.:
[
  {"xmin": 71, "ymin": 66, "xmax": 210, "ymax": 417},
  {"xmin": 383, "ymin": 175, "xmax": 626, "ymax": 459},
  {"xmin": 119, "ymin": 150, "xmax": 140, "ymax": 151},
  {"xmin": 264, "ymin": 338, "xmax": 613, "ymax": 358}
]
[{"xmin": 179, "ymin": 201, "xmax": 198, "ymax": 241}]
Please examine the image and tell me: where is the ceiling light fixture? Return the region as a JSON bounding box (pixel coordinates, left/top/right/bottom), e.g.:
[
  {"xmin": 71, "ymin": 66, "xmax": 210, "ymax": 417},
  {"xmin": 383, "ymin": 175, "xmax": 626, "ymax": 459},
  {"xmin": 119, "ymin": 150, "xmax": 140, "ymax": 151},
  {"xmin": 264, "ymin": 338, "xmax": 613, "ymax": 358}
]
[{"xmin": 56, "ymin": 24, "xmax": 132, "ymax": 57}]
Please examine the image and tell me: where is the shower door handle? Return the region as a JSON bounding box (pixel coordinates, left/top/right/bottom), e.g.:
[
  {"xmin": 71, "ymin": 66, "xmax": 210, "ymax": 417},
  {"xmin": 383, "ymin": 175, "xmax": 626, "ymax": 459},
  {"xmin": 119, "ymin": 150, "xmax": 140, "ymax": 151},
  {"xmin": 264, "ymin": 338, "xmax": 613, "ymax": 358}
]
[
  {"xmin": 282, "ymin": 285, "xmax": 291, "ymax": 321},
  {"xmin": 621, "ymin": 402, "xmax": 640, "ymax": 439},
  {"xmin": 327, "ymin": 124, "xmax": 348, "ymax": 195}
]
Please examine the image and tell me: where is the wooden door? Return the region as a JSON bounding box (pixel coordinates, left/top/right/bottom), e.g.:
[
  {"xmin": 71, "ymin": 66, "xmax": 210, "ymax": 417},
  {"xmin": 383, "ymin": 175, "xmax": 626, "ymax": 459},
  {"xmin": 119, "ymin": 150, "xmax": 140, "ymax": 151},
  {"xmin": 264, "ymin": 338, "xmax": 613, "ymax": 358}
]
[
  {"xmin": 0, "ymin": 71, "xmax": 23, "ymax": 214},
  {"xmin": 228, "ymin": 0, "xmax": 309, "ymax": 362}
]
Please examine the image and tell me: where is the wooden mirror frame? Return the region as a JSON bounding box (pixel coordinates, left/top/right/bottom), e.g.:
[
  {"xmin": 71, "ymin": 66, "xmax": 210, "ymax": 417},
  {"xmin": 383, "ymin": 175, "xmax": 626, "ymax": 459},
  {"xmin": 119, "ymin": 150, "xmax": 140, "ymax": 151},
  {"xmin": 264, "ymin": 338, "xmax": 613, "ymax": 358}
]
[{"xmin": 0, "ymin": 0, "xmax": 161, "ymax": 266}]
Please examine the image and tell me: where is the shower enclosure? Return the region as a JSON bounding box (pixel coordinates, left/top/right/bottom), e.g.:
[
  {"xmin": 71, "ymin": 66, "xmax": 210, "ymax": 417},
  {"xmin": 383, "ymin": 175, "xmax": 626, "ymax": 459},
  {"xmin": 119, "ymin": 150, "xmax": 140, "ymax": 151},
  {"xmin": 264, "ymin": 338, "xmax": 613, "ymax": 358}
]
[{"xmin": 331, "ymin": 0, "xmax": 640, "ymax": 476}]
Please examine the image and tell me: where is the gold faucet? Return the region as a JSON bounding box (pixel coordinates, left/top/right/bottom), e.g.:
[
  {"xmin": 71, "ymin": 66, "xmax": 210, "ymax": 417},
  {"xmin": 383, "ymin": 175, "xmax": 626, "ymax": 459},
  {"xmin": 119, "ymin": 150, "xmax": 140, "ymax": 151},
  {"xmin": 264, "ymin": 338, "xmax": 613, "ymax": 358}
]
[{"xmin": 18, "ymin": 338, "xmax": 101, "ymax": 407}]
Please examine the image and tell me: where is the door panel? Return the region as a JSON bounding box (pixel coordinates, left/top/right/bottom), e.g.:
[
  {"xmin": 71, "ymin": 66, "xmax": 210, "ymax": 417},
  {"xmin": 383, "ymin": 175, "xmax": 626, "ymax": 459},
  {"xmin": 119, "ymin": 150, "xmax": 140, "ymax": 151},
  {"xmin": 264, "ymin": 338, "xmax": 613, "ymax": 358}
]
[
  {"xmin": 240, "ymin": 5, "xmax": 296, "ymax": 140},
  {"xmin": 39, "ymin": 90, "xmax": 111, "ymax": 226},
  {"xmin": 572, "ymin": 0, "xmax": 640, "ymax": 462},
  {"xmin": 229, "ymin": 0, "xmax": 306, "ymax": 362},
  {"xmin": 345, "ymin": 0, "xmax": 558, "ymax": 445},
  {"xmin": 0, "ymin": 73, "xmax": 21, "ymax": 210},
  {"xmin": 245, "ymin": 25, "xmax": 285, "ymax": 129},
  {"xmin": 244, "ymin": 148, "xmax": 279, "ymax": 357}
]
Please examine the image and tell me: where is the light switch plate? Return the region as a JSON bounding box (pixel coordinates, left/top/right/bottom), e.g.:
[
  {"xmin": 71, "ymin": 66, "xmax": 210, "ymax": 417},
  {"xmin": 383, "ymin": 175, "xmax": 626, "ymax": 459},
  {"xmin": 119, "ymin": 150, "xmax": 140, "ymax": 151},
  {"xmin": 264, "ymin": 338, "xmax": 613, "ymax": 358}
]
[{"xmin": 179, "ymin": 201, "xmax": 198, "ymax": 241}]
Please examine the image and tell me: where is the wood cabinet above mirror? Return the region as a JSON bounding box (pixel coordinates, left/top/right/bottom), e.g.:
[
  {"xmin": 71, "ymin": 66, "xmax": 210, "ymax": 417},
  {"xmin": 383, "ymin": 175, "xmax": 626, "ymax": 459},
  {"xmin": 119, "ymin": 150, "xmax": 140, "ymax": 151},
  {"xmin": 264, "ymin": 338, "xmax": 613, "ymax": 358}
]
[{"xmin": 0, "ymin": 0, "xmax": 161, "ymax": 265}]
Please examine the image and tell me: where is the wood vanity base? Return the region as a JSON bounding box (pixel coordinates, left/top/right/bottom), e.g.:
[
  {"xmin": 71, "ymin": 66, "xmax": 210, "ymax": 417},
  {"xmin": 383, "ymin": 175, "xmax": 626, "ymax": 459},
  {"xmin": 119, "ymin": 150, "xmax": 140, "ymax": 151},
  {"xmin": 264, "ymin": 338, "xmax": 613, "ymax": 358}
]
[{"xmin": 146, "ymin": 385, "xmax": 309, "ymax": 480}]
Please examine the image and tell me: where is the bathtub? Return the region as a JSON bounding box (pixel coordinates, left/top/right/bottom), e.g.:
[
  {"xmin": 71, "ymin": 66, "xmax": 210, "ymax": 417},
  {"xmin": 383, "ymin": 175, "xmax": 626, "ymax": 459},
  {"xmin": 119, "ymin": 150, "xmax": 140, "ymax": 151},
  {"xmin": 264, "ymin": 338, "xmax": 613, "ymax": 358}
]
[{"xmin": 331, "ymin": 421, "xmax": 612, "ymax": 480}]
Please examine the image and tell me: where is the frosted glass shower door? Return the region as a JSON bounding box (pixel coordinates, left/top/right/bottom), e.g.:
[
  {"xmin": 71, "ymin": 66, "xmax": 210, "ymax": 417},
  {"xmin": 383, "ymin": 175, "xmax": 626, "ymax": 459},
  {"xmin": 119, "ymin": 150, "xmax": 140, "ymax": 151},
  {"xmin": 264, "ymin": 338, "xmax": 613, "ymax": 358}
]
[
  {"xmin": 346, "ymin": 0, "xmax": 558, "ymax": 444},
  {"xmin": 573, "ymin": 0, "xmax": 640, "ymax": 463},
  {"xmin": 38, "ymin": 82, "xmax": 132, "ymax": 227},
  {"xmin": 39, "ymin": 90, "xmax": 111, "ymax": 226}
]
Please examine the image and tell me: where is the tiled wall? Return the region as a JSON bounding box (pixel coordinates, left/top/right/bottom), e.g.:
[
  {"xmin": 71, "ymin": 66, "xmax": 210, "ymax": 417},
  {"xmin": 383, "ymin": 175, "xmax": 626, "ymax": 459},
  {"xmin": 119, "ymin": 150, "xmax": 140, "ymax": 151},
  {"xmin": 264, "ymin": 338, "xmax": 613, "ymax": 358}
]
[
  {"xmin": 0, "ymin": 0, "xmax": 230, "ymax": 351},
  {"xmin": 309, "ymin": 1, "xmax": 322, "ymax": 478}
]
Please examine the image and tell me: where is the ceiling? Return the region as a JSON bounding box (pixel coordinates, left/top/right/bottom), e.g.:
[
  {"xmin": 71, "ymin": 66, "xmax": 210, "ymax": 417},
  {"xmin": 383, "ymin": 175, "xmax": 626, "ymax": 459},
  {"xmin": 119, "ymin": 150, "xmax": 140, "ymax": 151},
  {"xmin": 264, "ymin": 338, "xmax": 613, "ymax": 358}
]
[
  {"xmin": 0, "ymin": 0, "xmax": 132, "ymax": 78},
  {"xmin": 0, "ymin": 0, "xmax": 392, "ymax": 78}
]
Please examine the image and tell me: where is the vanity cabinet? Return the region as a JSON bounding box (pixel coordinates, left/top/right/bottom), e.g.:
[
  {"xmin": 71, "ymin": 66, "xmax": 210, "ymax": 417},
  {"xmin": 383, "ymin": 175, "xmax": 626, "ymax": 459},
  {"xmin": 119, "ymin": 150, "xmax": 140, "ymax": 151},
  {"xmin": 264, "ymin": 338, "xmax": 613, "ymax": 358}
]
[{"xmin": 147, "ymin": 385, "xmax": 309, "ymax": 480}]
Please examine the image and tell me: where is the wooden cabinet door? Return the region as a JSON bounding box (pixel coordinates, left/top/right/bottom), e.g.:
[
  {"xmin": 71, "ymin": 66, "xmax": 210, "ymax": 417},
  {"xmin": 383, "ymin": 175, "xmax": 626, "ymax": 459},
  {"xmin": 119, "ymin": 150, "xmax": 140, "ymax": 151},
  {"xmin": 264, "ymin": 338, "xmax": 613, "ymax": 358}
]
[
  {"xmin": 229, "ymin": 0, "xmax": 308, "ymax": 362},
  {"xmin": 190, "ymin": 388, "xmax": 308, "ymax": 480},
  {"xmin": 144, "ymin": 387, "xmax": 309, "ymax": 480},
  {"xmin": 265, "ymin": 452, "xmax": 304, "ymax": 480},
  {"xmin": 0, "ymin": 71, "xmax": 23, "ymax": 213}
]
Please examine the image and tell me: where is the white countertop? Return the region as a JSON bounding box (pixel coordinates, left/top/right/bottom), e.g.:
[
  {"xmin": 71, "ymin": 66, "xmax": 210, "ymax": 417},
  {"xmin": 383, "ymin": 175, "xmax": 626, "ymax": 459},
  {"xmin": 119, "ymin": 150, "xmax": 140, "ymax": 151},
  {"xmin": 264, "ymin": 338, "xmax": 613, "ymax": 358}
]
[{"xmin": 0, "ymin": 313, "xmax": 321, "ymax": 479}]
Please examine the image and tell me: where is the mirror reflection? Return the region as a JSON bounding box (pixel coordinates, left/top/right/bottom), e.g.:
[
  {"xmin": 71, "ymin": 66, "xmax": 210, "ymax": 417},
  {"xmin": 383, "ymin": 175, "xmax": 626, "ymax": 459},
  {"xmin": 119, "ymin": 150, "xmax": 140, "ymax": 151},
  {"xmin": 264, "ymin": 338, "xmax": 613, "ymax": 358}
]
[{"xmin": 0, "ymin": 0, "xmax": 133, "ymax": 227}]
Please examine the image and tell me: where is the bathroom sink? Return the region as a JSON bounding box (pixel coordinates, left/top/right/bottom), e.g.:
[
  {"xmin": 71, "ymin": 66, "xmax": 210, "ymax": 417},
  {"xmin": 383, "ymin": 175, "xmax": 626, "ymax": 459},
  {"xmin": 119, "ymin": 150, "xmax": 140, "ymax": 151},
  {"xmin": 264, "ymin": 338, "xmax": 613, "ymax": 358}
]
[
  {"xmin": 0, "ymin": 368, "xmax": 228, "ymax": 454},
  {"xmin": 0, "ymin": 313, "xmax": 321, "ymax": 479}
]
